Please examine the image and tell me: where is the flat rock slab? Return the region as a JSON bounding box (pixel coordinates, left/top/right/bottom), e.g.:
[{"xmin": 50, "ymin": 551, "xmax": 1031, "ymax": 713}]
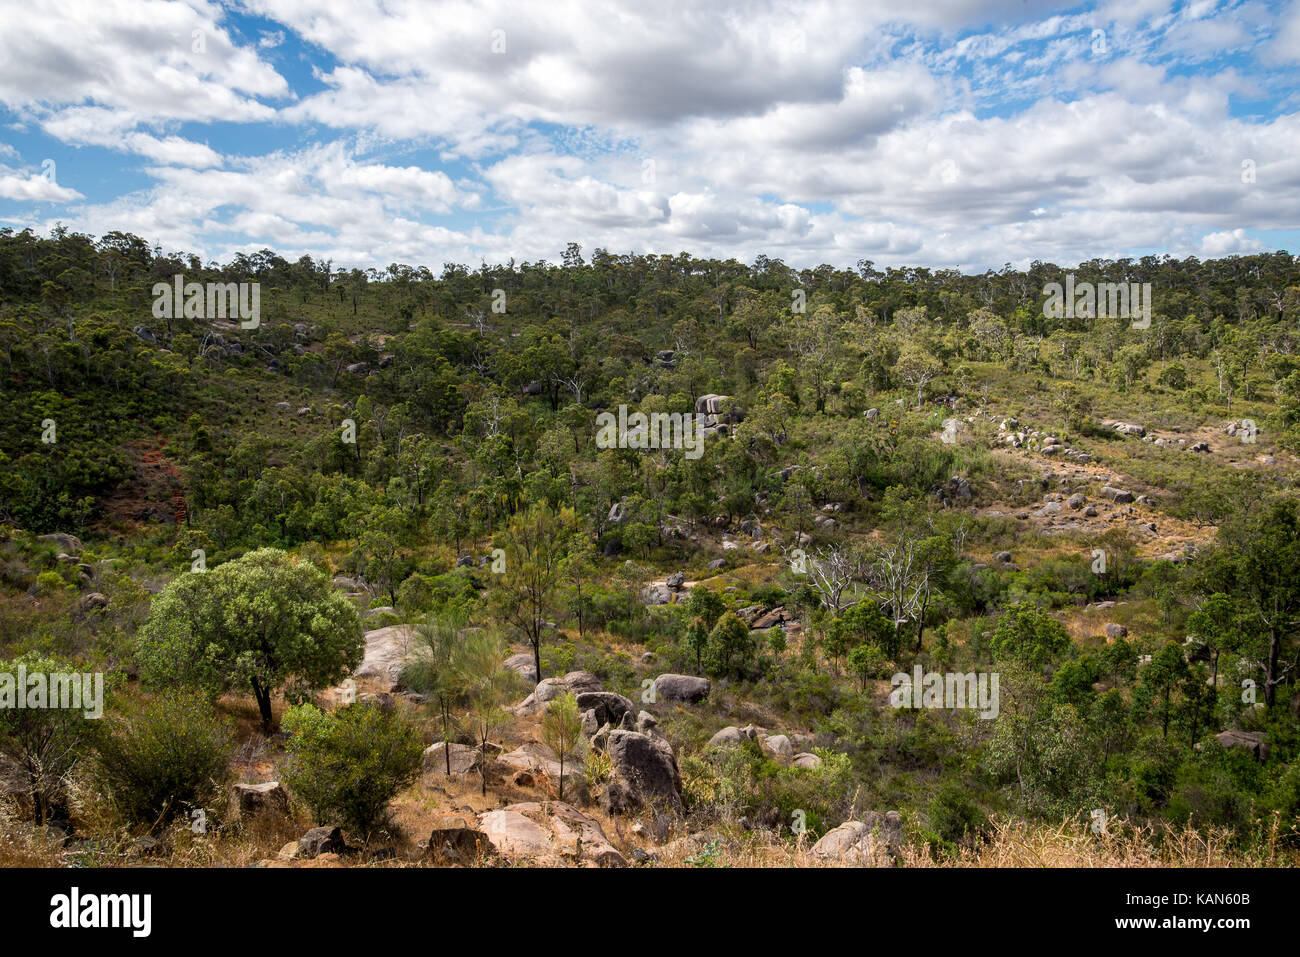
[
  {"xmin": 810, "ymin": 812, "xmax": 904, "ymax": 866},
  {"xmin": 353, "ymin": 624, "xmax": 418, "ymax": 690},
  {"xmin": 478, "ymin": 802, "xmax": 625, "ymax": 867},
  {"xmin": 503, "ymin": 652, "xmax": 538, "ymax": 683},
  {"xmin": 423, "ymin": 741, "xmax": 480, "ymax": 775}
]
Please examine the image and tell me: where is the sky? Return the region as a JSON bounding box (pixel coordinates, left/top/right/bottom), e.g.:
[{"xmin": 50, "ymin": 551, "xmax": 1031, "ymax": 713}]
[{"xmin": 0, "ymin": 0, "xmax": 1297, "ymax": 273}]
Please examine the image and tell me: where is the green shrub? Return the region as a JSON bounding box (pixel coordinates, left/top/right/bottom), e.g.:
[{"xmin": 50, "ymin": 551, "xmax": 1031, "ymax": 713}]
[
  {"xmin": 989, "ymin": 601, "xmax": 1070, "ymax": 668},
  {"xmin": 35, "ymin": 571, "xmax": 67, "ymax": 595},
  {"xmin": 91, "ymin": 691, "xmax": 234, "ymax": 829},
  {"xmin": 927, "ymin": 782, "xmax": 989, "ymax": 848},
  {"xmin": 0, "ymin": 654, "xmax": 99, "ymax": 823},
  {"xmin": 680, "ymin": 741, "xmax": 852, "ymax": 838},
  {"xmin": 280, "ymin": 702, "xmax": 423, "ymax": 835}
]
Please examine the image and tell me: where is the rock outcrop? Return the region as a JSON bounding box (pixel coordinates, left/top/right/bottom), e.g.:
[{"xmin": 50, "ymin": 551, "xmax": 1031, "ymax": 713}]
[
  {"xmin": 809, "ymin": 812, "xmax": 904, "ymax": 865},
  {"xmin": 652, "ymin": 673, "xmax": 710, "ymax": 703},
  {"xmin": 478, "ymin": 802, "xmax": 625, "ymax": 866}
]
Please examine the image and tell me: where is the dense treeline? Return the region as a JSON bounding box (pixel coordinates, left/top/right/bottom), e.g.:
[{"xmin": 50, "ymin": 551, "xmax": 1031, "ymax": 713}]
[{"xmin": 3, "ymin": 225, "xmax": 1299, "ymax": 540}]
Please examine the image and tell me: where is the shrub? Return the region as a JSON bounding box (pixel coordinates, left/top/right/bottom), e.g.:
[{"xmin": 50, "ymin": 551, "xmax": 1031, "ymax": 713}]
[
  {"xmin": 540, "ymin": 692, "xmax": 584, "ymax": 802},
  {"xmin": 0, "ymin": 654, "xmax": 98, "ymax": 823},
  {"xmin": 928, "ymin": 781, "xmax": 989, "ymax": 849},
  {"xmin": 705, "ymin": 611, "xmax": 756, "ymax": 679},
  {"xmin": 848, "ymin": 643, "xmax": 890, "ymax": 690},
  {"xmin": 280, "ymin": 702, "xmax": 423, "ymax": 835},
  {"xmin": 35, "ymin": 571, "xmax": 66, "ymax": 595},
  {"xmin": 91, "ymin": 691, "xmax": 234, "ymax": 829},
  {"xmin": 680, "ymin": 741, "xmax": 852, "ymax": 838},
  {"xmin": 989, "ymin": 601, "xmax": 1070, "ymax": 668}
]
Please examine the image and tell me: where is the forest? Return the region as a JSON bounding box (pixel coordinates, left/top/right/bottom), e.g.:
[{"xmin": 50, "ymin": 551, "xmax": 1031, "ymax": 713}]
[{"xmin": 0, "ymin": 224, "xmax": 1297, "ymax": 867}]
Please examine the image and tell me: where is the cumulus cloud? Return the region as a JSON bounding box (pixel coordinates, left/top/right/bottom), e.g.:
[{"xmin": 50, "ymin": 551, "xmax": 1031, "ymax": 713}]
[
  {"xmin": 1197, "ymin": 227, "xmax": 1269, "ymax": 257},
  {"xmin": 0, "ymin": 0, "xmax": 287, "ymax": 121},
  {"xmin": 0, "ymin": 0, "xmax": 1294, "ymax": 270},
  {"xmin": 0, "ymin": 166, "xmax": 84, "ymax": 202}
]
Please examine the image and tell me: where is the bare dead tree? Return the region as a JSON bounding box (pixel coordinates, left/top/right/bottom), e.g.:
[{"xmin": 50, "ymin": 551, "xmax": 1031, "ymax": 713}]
[{"xmin": 806, "ymin": 542, "xmax": 867, "ymax": 612}]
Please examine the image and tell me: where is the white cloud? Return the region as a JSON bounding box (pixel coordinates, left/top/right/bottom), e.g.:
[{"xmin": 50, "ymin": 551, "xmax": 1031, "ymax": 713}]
[
  {"xmin": 1197, "ymin": 227, "xmax": 1269, "ymax": 257},
  {"xmin": 0, "ymin": 0, "xmax": 1294, "ymax": 270},
  {"xmin": 0, "ymin": 0, "xmax": 287, "ymax": 122},
  {"xmin": 0, "ymin": 167, "xmax": 83, "ymax": 202}
]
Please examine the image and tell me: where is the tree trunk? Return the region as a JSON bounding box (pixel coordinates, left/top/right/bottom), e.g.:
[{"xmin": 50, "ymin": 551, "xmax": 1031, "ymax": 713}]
[
  {"xmin": 442, "ymin": 701, "xmax": 452, "ymax": 776},
  {"xmin": 251, "ymin": 676, "xmax": 273, "ymax": 730},
  {"xmin": 914, "ymin": 591, "xmax": 930, "ymax": 652},
  {"xmin": 30, "ymin": 772, "xmax": 45, "ymax": 826},
  {"xmin": 1266, "ymin": 628, "xmax": 1281, "ymax": 707},
  {"xmin": 532, "ymin": 638, "xmax": 543, "ymax": 685}
]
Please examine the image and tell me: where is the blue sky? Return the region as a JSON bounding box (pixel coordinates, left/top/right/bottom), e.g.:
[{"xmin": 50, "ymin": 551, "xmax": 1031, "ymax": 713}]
[{"xmin": 0, "ymin": 0, "xmax": 1297, "ymax": 272}]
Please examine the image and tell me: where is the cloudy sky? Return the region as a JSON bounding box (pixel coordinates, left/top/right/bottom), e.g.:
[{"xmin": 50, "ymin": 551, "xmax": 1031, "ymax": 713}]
[{"xmin": 0, "ymin": 0, "xmax": 1297, "ymax": 272}]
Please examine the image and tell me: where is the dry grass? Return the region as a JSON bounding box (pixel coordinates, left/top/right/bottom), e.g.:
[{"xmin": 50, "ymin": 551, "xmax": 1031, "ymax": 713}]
[
  {"xmin": 900, "ymin": 814, "xmax": 1297, "ymax": 868},
  {"xmin": 6, "ymin": 780, "xmax": 1295, "ymax": 867}
]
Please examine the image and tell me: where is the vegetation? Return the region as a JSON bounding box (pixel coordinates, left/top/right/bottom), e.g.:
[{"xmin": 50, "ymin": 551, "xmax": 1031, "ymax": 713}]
[
  {"xmin": 134, "ymin": 548, "xmax": 364, "ymax": 729},
  {"xmin": 90, "ymin": 691, "xmax": 234, "ymax": 829},
  {"xmin": 1, "ymin": 226, "xmax": 1298, "ymax": 866},
  {"xmin": 280, "ymin": 701, "xmax": 423, "ymax": 835}
]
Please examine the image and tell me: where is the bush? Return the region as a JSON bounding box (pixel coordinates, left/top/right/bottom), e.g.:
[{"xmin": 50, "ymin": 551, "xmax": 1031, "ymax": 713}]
[
  {"xmin": 35, "ymin": 570, "xmax": 66, "ymax": 595},
  {"xmin": 280, "ymin": 702, "xmax": 423, "ymax": 835},
  {"xmin": 928, "ymin": 781, "xmax": 989, "ymax": 849},
  {"xmin": 1166, "ymin": 751, "xmax": 1256, "ymax": 834},
  {"xmin": 91, "ymin": 691, "xmax": 234, "ymax": 829},
  {"xmin": 989, "ymin": 602, "xmax": 1070, "ymax": 668},
  {"xmin": 679, "ymin": 741, "xmax": 852, "ymax": 838},
  {"xmin": 0, "ymin": 654, "xmax": 99, "ymax": 823}
]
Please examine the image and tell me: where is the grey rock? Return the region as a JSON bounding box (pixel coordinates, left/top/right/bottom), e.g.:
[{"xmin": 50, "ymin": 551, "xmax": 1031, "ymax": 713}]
[
  {"xmin": 79, "ymin": 592, "xmax": 109, "ymax": 612},
  {"xmin": 503, "ymin": 652, "xmax": 538, "ymax": 683},
  {"xmin": 707, "ymin": 725, "xmax": 757, "ymax": 749},
  {"xmin": 425, "ymin": 824, "xmax": 493, "ymax": 865},
  {"xmin": 235, "ymin": 781, "xmax": 289, "ymax": 821},
  {"xmin": 640, "ymin": 584, "xmax": 674, "ymax": 605},
  {"xmin": 604, "ymin": 729, "xmax": 683, "ymax": 813},
  {"xmin": 1214, "ymin": 730, "xmax": 1269, "ymax": 761},
  {"xmin": 809, "ymin": 812, "xmax": 904, "ymax": 865},
  {"xmin": 299, "ymin": 826, "xmax": 346, "ymax": 858},
  {"xmin": 479, "ymin": 802, "xmax": 626, "ymax": 866},
  {"xmin": 652, "ymin": 673, "xmax": 710, "ymax": 703},
  {"xmin": 423, "ymin": 742, "xmax": 480, "ymax": 775},
  {"xmin": 576, "ymin": 691, "xmax": 635, "ymax": 727},
  {"xmin": 37, "ymin": 533, "xmax": 82, "ymax": 553}
]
